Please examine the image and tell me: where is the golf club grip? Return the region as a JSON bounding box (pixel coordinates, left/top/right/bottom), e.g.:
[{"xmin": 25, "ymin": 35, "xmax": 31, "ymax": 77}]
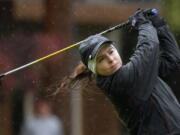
[
  {"xmin": 100, "ymin": 9, "xmax": 158, "ymax": 35},
  {"xmin": 144, "ymin": 8, "xmax": 158, "ymax": 15}
]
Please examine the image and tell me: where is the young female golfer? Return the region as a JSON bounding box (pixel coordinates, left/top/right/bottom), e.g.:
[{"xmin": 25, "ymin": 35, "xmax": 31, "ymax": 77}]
[{"xmin": 55, "ymin": 9, "xmax": 180, "ymax": 135}]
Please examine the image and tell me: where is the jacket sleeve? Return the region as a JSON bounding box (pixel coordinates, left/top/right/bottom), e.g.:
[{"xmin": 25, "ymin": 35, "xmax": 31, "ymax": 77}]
[
  {"xmin": 157, "ymin": 25, "xmax": 180, "ymax": 78},
  {"xmin": 110, "ymin": 23, "xmax": 159, "ymax": 101}
]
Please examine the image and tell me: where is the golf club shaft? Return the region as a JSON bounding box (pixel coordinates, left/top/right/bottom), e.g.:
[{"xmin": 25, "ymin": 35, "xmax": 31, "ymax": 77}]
[{"xmin": 0, "ymin": 20, "xmax": 130, "ymax": 78}]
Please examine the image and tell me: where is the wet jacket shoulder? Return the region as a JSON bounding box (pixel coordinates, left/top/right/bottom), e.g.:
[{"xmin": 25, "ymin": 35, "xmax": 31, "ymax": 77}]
[
  {"xmin": 96, "ymin": 23, "xmax": 159, "ymax": 101},
  {"xmin": 157, "ymin": 25, "xmax": 180, "ymax": 78}
]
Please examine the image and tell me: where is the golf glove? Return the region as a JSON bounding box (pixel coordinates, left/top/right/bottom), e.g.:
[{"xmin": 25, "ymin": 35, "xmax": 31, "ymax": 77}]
[
  {"xmin": 145, "ymin": 9, "xmax": 166, "ymax": 28},
  {"xmin": 129, "ymin": 9, "xmax": 149, "ymax": 29}
]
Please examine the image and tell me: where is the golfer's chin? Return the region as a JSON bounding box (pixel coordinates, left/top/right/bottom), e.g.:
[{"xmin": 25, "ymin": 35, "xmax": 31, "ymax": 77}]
[
  {"xmin": 108, "ymin": 63, "xmax": 122, "ymax": 75},
  {"xmin": 112, "ymin": 63, "xmax": 122, "ymax": 73}
]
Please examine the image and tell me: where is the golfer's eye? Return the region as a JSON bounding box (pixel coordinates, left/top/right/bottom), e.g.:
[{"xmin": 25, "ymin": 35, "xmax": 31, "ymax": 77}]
[{"xmin": 109, "ymin": 49, "xmax": 114, "ymax": 55}]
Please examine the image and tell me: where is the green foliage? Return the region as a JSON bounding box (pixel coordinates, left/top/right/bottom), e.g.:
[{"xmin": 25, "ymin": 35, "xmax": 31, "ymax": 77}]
[{"xmin": 164, "ymin": 0, "xmax": 180, "ymax": 30}]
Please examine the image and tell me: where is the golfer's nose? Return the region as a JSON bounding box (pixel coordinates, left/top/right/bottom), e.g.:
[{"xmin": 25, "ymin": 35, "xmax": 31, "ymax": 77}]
[{"xmin": 107, "ymin": 55, "xmax": 114, "ymax": 63}]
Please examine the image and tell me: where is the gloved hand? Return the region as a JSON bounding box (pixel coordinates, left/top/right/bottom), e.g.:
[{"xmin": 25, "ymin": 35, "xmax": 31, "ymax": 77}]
[
  {"xmin": 129, "ymin": 9, "xmax": 149, "ymax": 29},
  {"xmin": 144, "ymin": 9, "xmax": 166, "ymax": 28}
]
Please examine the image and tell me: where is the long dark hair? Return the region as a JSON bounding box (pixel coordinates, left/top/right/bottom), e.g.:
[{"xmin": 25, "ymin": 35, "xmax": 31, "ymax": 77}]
[{"xmin": 48, "ymin": 62, "xmax": 101, "ymax": 97}]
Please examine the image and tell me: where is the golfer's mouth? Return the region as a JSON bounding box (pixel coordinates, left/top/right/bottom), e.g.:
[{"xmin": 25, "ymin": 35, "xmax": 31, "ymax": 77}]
[{"xmin": 111, "ymin": 63, "xmax": 120, "ymax": 70}]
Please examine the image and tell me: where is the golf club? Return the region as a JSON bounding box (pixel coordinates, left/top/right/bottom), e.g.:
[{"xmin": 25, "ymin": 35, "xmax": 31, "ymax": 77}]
[
  {"xmin": 0, "ymin": 21, "xmax": 130, "ymax": 78},
  {"xmin": 0, "ymin": 8, "xmax": 158, "ymax": 78}
]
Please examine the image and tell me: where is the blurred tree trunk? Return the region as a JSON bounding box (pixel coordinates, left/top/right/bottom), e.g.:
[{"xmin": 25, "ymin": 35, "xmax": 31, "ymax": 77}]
[
  {"xmin": 0, "ymin": 86, "xmax": 12, "ymax": 135},
  {"xmin": 44, "ymin": 1, "xmax": 73, "ymax": 135}
]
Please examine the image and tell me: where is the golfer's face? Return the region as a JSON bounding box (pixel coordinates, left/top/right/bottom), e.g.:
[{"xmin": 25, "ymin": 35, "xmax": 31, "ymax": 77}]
[{"xmin": 96, "ymin": 44, "xmax": 122, "ymax": 76}]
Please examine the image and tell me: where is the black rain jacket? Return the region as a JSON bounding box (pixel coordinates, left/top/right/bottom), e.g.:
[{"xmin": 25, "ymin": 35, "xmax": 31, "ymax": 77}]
[{"xmin": 96, "ymin": 23, "xmax": 180, "ymax": 135}]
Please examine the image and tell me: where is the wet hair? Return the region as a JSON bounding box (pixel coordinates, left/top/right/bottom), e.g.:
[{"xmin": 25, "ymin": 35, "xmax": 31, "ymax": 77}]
[{"xmin": 48, "ymin": 62, "xmax": 100, "ymax": 97}]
